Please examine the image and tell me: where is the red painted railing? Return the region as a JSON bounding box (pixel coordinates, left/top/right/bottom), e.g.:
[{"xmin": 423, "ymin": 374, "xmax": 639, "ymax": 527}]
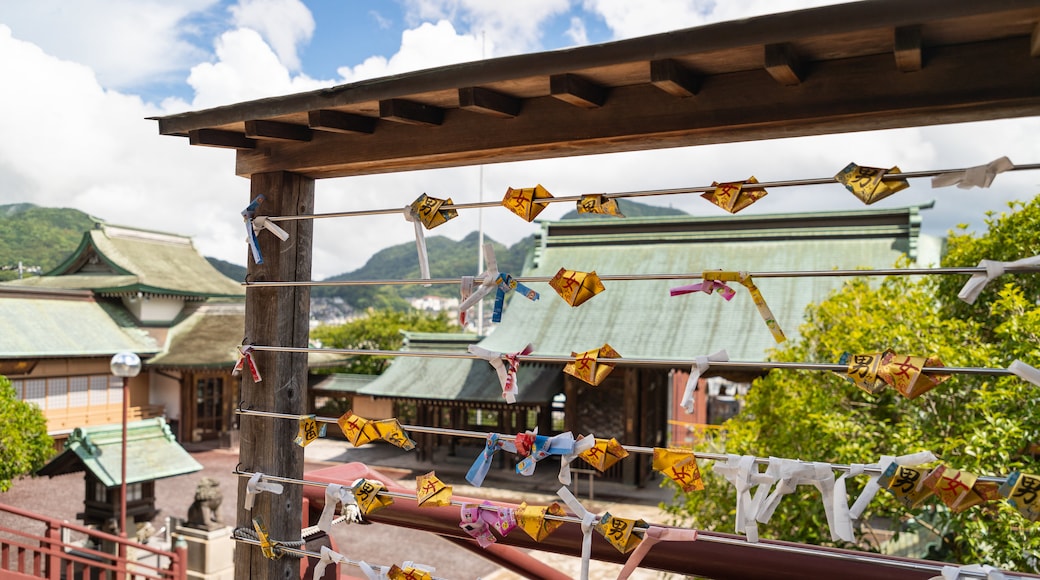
[{"xmin": 0, "ymin": 502, "xmax": 186, "ymax": 580}]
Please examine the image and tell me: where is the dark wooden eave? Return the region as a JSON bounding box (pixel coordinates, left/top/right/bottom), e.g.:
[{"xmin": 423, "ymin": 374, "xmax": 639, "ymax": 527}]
[{"xmin": 154, "ymin": 0, "xmax": 1040, "ymax": 179}]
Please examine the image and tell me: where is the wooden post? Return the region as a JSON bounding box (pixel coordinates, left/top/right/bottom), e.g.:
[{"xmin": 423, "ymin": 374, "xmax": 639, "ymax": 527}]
[{"xmin": 235, "ymin": 171, "xmax": 314, "ymax": 580}]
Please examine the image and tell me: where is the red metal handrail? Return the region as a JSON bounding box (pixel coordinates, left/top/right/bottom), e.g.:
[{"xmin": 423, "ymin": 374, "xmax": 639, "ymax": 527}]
[{"xmin": 0, "ymin": 501, "xmax": 186, "ymax": 580}]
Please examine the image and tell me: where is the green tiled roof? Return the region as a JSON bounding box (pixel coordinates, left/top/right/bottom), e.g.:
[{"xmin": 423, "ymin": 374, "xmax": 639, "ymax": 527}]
[
  {"xmin": 10, "ymin": 224, "xmax": 244, "ymax": 298},
  {"xmin": 37, "ymin": 417, "xmax": 202, "ymax": 486},
  {"xmin": 311, "ymin": 373, "xmax": 379, "ymax": 393},
  {"xmin": 146, "ymin": 302, "xmax": 244, "ymax": 368},
  {"xmin": 362, "ymin": 206, "xmax": 938, "ymax": 401},
  {"xmin": 0, "ymin": 288, "xmax": 158, "ymax": 357}
]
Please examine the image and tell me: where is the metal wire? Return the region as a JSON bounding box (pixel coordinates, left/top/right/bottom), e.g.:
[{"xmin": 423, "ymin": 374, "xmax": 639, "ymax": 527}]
[
  {"xmin": 244, "ymin": 344, "xmax": 1015, "ymax": 377},
  {"xmin": 263, "ymin": 162, "xmax": 1040, "ymax": 222},
  {"xmin": 231, "ymin": 535, "xmax": 448, "ymax": 579},
  {"xmin": 229, "ymin": 469, "xmax": 1018, "ymax": 579},
  {"xmin": 234, "ymin": 409, "xmax": 1011, "ymax": 484}
]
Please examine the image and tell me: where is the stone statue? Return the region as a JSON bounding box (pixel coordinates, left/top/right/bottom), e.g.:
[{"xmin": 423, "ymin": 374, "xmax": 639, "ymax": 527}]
[{"xmin": 185, "ymin": 477, "xmax": 223, "ymax": 530}]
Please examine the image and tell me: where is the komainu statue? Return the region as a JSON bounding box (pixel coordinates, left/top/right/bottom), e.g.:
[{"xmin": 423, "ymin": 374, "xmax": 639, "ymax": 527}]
[{"xmin": 185, "ymin": 477, "xmax": 223, "ymax": 530}]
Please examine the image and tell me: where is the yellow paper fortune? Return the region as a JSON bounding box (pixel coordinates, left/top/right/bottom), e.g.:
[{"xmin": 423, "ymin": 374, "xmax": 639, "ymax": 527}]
[
  {"xmin": 338, "ymin": 411, "xmax": 416, "ymax": 450},
  {"xmin": 702, "ymin": 271, "xmax": 786, "ymax": 343},
  {"xmin": 702, "ymin": 176, "xmax": 768, "ymax": 213},
  {"xmin": 251, "ymin": 515, "xmax": 279, "ymax": 559},
  {"xmin": 416, "ymin": 471, "xmax": 453, "ymax": 508},
  {"xmin": 834, "ymin": 162, "xmax": 910, "ymax": 205},
  {"xmin": 880, "ymin": 463, "xmax": 934, "ymax": 509},
  {"xmin": 564, "ymin": 344, "xmax": 621, "ymax": 386},
  {"xmin": 388, "ymin": 565, "xmax": 432, "ymax": 580},
  {"xmin": 352, "ymin": 478, "xmax": 394, "ymax": 516},
  {"xmin": 879, "ymin": 352, "xmax": 950, "ymax": 399},
  {"xmin": 577, "ymin": 194, "xmax": 625, "ymax": 217},
  {"xmin": 579, "ymin": 438, "xmax": 629, "ymax": 472},
  {"xmin": 549, "ymin": 268, "xmax": 605, "ymax": 306},
  {"xmin": 294, "ymin": 415, "xmax": 326, "ymax": 447},
  {"xmin": 502, "ymin": 185, "xmax": 553, "ymax": 222},
  {"xmin": 923, "ymin": 465, "xmax": 983, "ymax": 513},
  {"xmin": 595, "ymin": 512, "xmax": 646, "ymax": 554},
  {"xmin": 652, "ymin": 448, "xmax": 705, "ymax": 492},
  {"xmin": 841, "ymin": 351, "xmax": 890, "ymax": 395},
  {"xmin": 1000, "ymin": 471, "xmax": 1040, "ymax": 521},
  {"xmin": 410, "ymin": 193, "xmax": 458, "ymax": 229},
  {"xmin": 516, "ymin": 501, "xmax": 566, "ymax": 541}
]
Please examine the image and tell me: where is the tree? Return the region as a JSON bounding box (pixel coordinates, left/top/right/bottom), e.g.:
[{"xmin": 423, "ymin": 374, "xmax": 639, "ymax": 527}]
[
  {"xmin": 0, "ymin": 375, "xmax": 53, "ymax": 492},
  {"xmin": 665, "ymin": 196, "xmax": 1040, "ymax": 571},
  {"xmin": 311, "ymin": 308, "xmax": 455, "ymax": 374}
]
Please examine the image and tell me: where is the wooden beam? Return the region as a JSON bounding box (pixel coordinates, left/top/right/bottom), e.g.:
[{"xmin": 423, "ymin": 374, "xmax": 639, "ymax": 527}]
[
  {"xmin": 894, "ymin": 25, "xmax": 923, "ymax": 72},
  {"xmin": 458, "ymin": 86, "xmax": 522, "ymax": 118},
  {"xmin": 188, "ymin": 129, "xmax": 256, "ymax": 150},
  {"xmin": 764, "ymin": 43, "xmax": 804, "ymax": 85},
  {"xmin": 550, "ymin": 73, "xmax": 608, "ymax": 108},
  {"xmin": 244, "ymin": 119, "xmax": 312, "ymax": 142},
  {"xmin": 650, "ymin": 59, "xmax": 700, "ymax": 97},
  {"xmin": 1032, "ymin": 21, "xmax": 1040, "ymax": 57},
  {"xmin": 307, "ymin": 109, "xmax": 376, "ymax": 134},
  {"xmin": 234, "ymin": 37, "xmax": 1040, "ymax": 179},
  {"xmin": 379, "ymin": 98, "xmax": 444, "ymax": 126},
  {"xmin": 235, "ymin": 171, "xmax": 313, "ymax": 580}
]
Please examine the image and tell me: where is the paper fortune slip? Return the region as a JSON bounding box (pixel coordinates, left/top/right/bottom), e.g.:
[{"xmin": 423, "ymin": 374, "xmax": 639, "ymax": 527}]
[
  {"xmin": 409, "ymin": 193, "xmax": 458, "ymax": 229},
  {"xmin": 294, "ymin": 415, "xmax": 327, "ymax": 447},
  {"xmin": 1000, "ymin": 471, "xmax": 1040, "ymax": 521},
  {"xmin": 579, "ymin": 437, "xmax": 629, "ymax": 472},
  {"xmin": 251, "ymin": 515, "xmax": 279, "ymax": 559},
  {"xmin": 502, "ymin": 184, "xmax": 553, "ymax": 222},
  {"xmin": 388, "ymin": 565, "xmax": 432, "ymax": 580},
  {"xmin": 416, "ymin": 471, "xmax": 453, "ymax": 507},
  {"xmin": 564, "ymin": 344, "xmax": 622, "ymax": 386},
  {"xmin": 595, "ymin": 512, "xmax": 647, "ymax": 554},
  {"xmin": 338, "ymin": 411, "xmax": 416, "ymax": 450},
  {"xmin": 352, "ymin": 478, "xmax": 394, "ymax": 516},
  {"xmin": 835, "ymin": 162, "xmax": 910, "ymax": 205},
  {"xmin": 880, "ymin": 463, "xmax": 934, "ymax": 509},
  {"xmin": 841, "ymin": 350, "xmax": 949, "ymax": 399},
  {"xmin": 516, "ymin": 501, "xmax": 567, "ymax": 541},
  {"xmin": 549, "ymin": 268, "xmax": 605, "ymax": 306},
  {"xmin": 702, "ymin": 270, "xmax": 786, "ymax": 343},
  {"xmin": 922, "ymin": 465, "xmax": 998, "ymax": 513},
  {"xmin": 652, "ymin": 448, "xmax": 705, "ymax": 493},
  {"xmin": 577, "ymin": 194, "xmax": 625, "ymax": 217},
  {"xmin": 702, "ymin": 177, "xmax": 768, "ymax": 213}
]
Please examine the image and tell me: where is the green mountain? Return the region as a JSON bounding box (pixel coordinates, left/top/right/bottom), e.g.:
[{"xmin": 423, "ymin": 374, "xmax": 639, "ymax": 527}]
[
  {"xmin": 206, "ymin": 257, "xmax": 247, "ymax": 282},
  {"xmin": 0, "ymin": 204, "xmax": 97, "ymax": 281}
]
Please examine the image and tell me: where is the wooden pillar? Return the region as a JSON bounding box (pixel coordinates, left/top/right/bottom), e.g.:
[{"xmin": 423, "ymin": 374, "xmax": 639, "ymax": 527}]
[
  {"xmin": 235, "ymin": 171, "xmax": 314, "ymax": 580},
  {"xmin": 622, "ymin": 369, "xmax": 640, "ymax": 486}
]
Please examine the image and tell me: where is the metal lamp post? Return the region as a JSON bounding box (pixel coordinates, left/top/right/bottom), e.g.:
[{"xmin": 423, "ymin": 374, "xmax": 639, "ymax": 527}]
[{"xmin": 110, "ymin": 351, "xmax": 141, "ymax": 542}]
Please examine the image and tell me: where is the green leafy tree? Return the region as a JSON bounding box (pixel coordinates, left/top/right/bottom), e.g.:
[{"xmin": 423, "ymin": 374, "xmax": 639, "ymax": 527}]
[
  {"xmin": 0, "ymin": 375, "xmax": 53, "ymax": 492},
  {"xmin": 666, "ymin": 196, "xmax": 1040, "ymax": 570},
  {"xmin": 311, "ymin": 308, "xmax": 455, "ymax": 374}
]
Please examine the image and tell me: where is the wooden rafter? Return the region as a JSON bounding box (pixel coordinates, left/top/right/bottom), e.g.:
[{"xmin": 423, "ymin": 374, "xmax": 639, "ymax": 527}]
[
  {"xmin": 894, "ymin": 25, "xmax": 923, "ymax": 72},
  {"xmin": 650, "ymin": 59, "xmax": 700, "ymax": 97}
]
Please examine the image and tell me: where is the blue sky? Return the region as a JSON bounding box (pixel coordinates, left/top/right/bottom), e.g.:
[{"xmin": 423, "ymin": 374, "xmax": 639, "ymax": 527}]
[{"xmin": 0, "ymin": 1, "xmax": 1037, "ymax": 280}]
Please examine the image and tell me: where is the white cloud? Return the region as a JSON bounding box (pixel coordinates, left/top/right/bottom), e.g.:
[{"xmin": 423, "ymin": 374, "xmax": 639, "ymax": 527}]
[
  {"xmin": 337, "ymin": 20, "xmax": 482, "ymax": 83},
  {"xmin": 566, "ymin": 16, "xmax": 589, "ymax": 45},
  {"xmin": 228, "ymin": 0, "xmax": 315, "ymax": 70},
  {"xmin": 0, "ymin": 0, "xmax": 218, "ymax": 90},
  {"xmin": 401, "ymin": 0, "xmax": 571, "ymax": 55},
  {"xmin": 582, "ymin": 0, "xmax": 850, "ymax": 38}
]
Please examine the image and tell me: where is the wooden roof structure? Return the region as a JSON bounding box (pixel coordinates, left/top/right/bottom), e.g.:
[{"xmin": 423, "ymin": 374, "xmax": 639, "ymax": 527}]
[
  {"xmin": 156, "ymin": 0, "xmax": 1040, "ymax": 179},
  {"xmin": 154, "ymin": 2, "xmax": 1040, "ymax": 579}
]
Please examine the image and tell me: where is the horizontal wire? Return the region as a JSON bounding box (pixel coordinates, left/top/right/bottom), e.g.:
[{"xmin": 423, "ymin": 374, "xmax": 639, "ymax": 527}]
[
  {"xmin": 241, "ymin": 264, "xmax": 1040, "ymax": 288},
  {"xmin": 231, "ymin": 536, "xmax": 448, "ymax": 580},
  {"xmin": 233, "ymin": 409, "xmax": 1010, "ymax": 484},
  {"xmin": 230, "ymin": 469, "xmax": 1014, "ymax": 579},
  {"xmin": 245, "ymin": 345, "xmax": 1015, "ymax": 377},
  {"xmin": 264, "ymin": 162, "xmax": 1040, "ymax": 222}
]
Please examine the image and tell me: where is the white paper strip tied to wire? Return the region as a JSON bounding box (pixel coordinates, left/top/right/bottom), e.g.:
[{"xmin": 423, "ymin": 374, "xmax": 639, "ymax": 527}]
[
  {"xmin": 318, "ymin": 483, "xmax": 361, "ymax": 532},
  {"xmin": 468, "ymin": 343, "xmax": 534, "ymax": 403},
  {"xmin": 847, "ymin": 450, "xmax": 938, "ymax": 520},
  {"xmin": 681, "ymin": 350, "xmax": 728, "ymax": 414},
  {"xmin": 714, "ymin": 455, "xmax": 778, "ymax": 543},
  {"xmin": 403, "ymin": 205, "xmax": 432, "ymax": 286},
  {"xmin": 559, "ymin": 433, "xmax": 597, "ymax": 485},
  {"xmin": 934, "ymin": 564, "xmax": 1008, "ymax": 580},
  {"xmin": 958, "ymin": 254, "xmax": 1040, "ymax": 304},
  {"xmin": 931, "ymin": 157, "xmax": 1014, "ymax": 189},
  {"xmin": 1009, "ymin": 360, "xmax": 1040, "ymax": 387},
  {"xmin": 557, "ymin": 485, "xmax": 600, "ymax": 580},
  {"xmin": 755, "ymin": 459, "xmax": 838, "ymax": 541},
  {"xmin": 358, "ymin": 561, "xmax": 392, "ymax": 580},
  {"xmin": 244, "ymin": 472, "xmax": 284, "ymax": 510},
  {"xmin": 314, "ymin": 546, "xmax": 350, "ymax": 579},
  {"xmin": 832, "ymin": 462, "xmax": 866, "ymax": 542},
  {"xmin": 458, "ymin": 243, "xmax": 501, "ymax": 320}
]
